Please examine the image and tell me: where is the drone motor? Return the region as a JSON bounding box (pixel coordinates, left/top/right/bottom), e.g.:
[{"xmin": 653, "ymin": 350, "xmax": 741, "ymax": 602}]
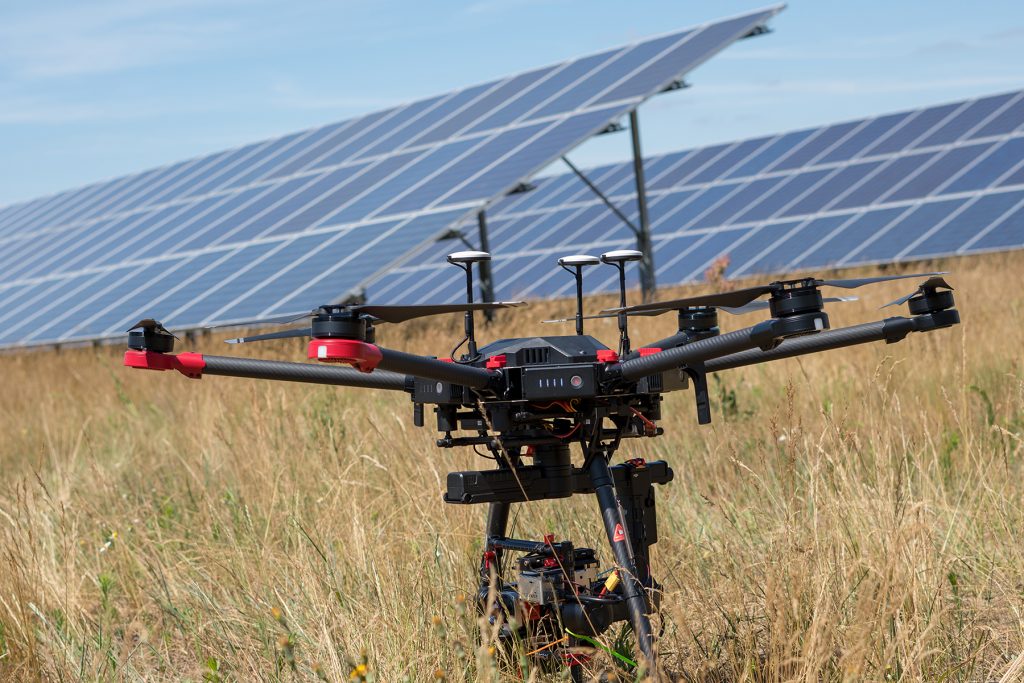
[
  {"xmin": 767, "ymin": 278, "xmax": 830, "ymax": 338},
  {"xmin": 126, "ymin": 319, "xmax": 176, "ymax": 353},
  {"xmin": 676, "ymin": 307, "xmax": 720, "ymax": 340}
]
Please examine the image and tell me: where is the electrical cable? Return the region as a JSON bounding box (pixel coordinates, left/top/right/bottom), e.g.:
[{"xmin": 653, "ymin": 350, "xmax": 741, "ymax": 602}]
[{"xmin": 448, "ymin": 335, "xmax": 468, "ymax": 362}]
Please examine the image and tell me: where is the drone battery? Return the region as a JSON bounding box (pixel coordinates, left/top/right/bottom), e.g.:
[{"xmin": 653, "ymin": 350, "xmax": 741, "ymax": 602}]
[
  {"xmin": 412, "ymin": 378, "xmax": 463, "ymax": 404},
  {"xmin": 518, "ymin": 365, "xmax": 597, "ymax": 400}
]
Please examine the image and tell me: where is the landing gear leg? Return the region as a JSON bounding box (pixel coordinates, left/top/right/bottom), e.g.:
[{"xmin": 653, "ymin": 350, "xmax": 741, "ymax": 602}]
[{"xmin": 588, "ymin": 453, "xmax": 657, "ymax": 675}]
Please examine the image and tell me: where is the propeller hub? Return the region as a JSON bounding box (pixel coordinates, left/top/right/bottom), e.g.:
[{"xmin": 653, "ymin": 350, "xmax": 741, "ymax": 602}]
[
  {"xmin": 127, "ymin": 329, "xmax": 175, "ymax": 353},
  {"xmin": 127, "ymin": 321, "xmax": 175, "ymax": 353},
  {"xmin": 768, "ymin": 283, "xmax": 825, "ymax": 318},
  {"xmin": 768, "ymin": 283, "xmax": 829, "ymax": 337},
  {"xmin": 676, "ymin": 307, "xmax": 719, "ymax": 339},
  {"xmin": 310, "ymin": 310, "xmax": 371, "ymax": 341},
  {"xmin": 908, "ymin": 288, "xmax": 955, "ymax": 316}
]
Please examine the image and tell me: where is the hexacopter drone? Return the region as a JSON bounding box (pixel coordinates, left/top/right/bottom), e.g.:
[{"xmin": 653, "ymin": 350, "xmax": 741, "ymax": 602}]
[{"xmin": 123, "ymin": 250, "xmax": 959, "ymax": 679}]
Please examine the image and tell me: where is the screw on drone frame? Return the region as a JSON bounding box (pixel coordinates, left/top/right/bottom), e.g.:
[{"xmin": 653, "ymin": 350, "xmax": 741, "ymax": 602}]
[
  {"xmin": 601, "ymin": 250, "xmax": 644, "ymax": 356},
  {"xmin": 557, "ymin": 254, "xmax": 601, "ymax": 336},
  {"xmin": 447, "ymin": 250, "xmax": 492, "ymax": 359}
]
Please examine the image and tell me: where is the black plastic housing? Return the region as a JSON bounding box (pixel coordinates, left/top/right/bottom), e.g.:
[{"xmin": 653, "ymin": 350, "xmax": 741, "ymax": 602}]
[
  {"xmin": 310, "ymin": 311, "xmax": 369, "ymax": 340},
  {"xmin": 909, "ymin": 289, "xmax": 955, "ymax": 315},
  {"xmin": 445, "ymin": 459, "xmax": 673, "ymax": 505},
  {"xmin": 127, "ymin": 328, "xmax": 174, "ymax": 353},
  {"xmin": 513, "ymin": 364, "xmax": 599, "ymax": 399},
  {"xmin": 677, "ymin": 308, "xmax": 719, "ymax": 339}
]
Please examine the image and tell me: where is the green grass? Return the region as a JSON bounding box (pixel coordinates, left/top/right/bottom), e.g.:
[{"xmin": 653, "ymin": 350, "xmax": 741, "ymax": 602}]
[{"xmin": 1, "ymin": 252, "xmax": 1022, "ymax": 681}]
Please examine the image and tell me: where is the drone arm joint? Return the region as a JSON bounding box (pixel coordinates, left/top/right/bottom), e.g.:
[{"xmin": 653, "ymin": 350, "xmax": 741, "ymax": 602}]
[
  {"xmin": 376, "ymin": 347, "xmax": 496, "ymax": 390},
  {"xmin": 882, "ymin": 316, "xmax": 915, "ymax": 344},
  {"xmin": 611, "ymin": 320, "xmax": 781, "ymax": 383}
]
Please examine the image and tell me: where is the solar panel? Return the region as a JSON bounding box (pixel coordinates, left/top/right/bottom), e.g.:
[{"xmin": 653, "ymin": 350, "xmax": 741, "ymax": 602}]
[
  {"xmin": 366, "ymin": 89, "xmax": 1024, "ymax": 302},
  {"xmin": 0, "ymin": 6, "xmax": 782, "ymax": 348}
]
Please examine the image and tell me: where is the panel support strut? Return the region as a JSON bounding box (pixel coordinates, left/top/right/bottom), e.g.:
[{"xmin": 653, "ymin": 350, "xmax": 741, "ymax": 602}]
[
  {"xmin": 477, "ymin": 210, "xmax": 496, "ymax": 323},
  {"xmin": 561, "ymin": 156, "xmax": 640, "ymax": 237},
  {"xmin": 629, "ymin": 110, "xmax": 656, "ymax": 302}
]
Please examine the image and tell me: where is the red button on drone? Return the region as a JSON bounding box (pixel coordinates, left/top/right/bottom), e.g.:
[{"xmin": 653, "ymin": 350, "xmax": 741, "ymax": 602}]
[
  {"xmin": 596, "ymin": 349, "xmax": 619, "ymax": 363},
  {"xmin": 485, "ymin": 354, "xmax": 507, "ymax": 369}
]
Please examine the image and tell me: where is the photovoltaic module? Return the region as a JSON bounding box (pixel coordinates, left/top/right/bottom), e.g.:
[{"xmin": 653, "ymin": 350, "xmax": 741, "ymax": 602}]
[
  {"xmin": 0, "ymin": 6, "xmax": 782, "ymax": 347},
  {"xmin": 367, "ymin": 89, "xmax": 1024, "ymax": 303}
]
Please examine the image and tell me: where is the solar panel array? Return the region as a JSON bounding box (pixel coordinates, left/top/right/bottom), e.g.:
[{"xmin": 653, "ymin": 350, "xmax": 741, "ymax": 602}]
[
  {"xmin": 367, "ymin": 89, "xmax": 1024, "ymax": 303},
  {"xmin": 0, "ymin": 6, "xmax": 782, "ymax": 348}
]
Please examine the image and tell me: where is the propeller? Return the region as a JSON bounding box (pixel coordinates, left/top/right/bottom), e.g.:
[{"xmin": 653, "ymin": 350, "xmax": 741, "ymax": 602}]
[
  {"xmin": 225, "ymin": 328, "xmax": 312, "ymax": 344},
  {"xmin": 881, "ymin": 276, "xmax": 954, "ymax": 308},
  {"xmin": 605, "ymin": 272, "xmax": 946, "ymax": 315},
  {"xmin": 719, "ymin": 296, "xmax": 858, "ymax": 315},
  {"xmin": 127, "ymin": 319, "xmax": 177, "ymax": 338},
  {"xmin": 217, "ymin": 301, "xmax": 527, "ymax": 344},
  {"xmin": 542, "ymin": 297, "xmax": 857, "ymax": 324}
]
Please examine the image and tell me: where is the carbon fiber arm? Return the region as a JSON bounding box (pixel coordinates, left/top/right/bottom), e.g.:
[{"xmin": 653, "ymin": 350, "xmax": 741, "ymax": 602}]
[
  {"xmin": 611, "ymin": 320, "xmax": 779, "ymax": 382},
  {"xmin": 377, "ymin": 348, "xmax": 495, "ymax": 390},
  {"xmin": 202, "ymin": 355, "xmax": 410, "ymax": 391},
  {"xmin": 704, "ymin": 318, "xmax": 916, "ymax": 373}
]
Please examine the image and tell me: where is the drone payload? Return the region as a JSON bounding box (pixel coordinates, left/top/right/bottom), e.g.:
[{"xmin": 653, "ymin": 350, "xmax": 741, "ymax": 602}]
[{"xmin": 123, "ymin": 251, "xmax": 959, "ymax": 679}]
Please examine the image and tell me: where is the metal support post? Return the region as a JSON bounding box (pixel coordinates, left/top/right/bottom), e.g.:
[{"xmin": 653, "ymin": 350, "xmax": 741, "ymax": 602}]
[
  {"xmin": 477, "ymin": 210, "xmax": 496, "ymax": 323},
  {"xmin": 629, "ymin": 110, "xmax": 656, "ymax": 303},
  {"xmin": 482, "ymin": 501, "xmax": 510, "ymax": 581}
]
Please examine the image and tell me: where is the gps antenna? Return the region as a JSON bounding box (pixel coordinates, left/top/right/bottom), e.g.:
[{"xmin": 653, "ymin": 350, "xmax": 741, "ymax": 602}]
[
  {"xmin": 557, "ymin": 254, "xmax": 601, "ymax": 335},
  {"xmin": 600, "ymin": 250, "xmax": 644, "ymax": 356},
  {"xmin": 447, "ymin": 251, "xmax": 492, "ymax": 358}
]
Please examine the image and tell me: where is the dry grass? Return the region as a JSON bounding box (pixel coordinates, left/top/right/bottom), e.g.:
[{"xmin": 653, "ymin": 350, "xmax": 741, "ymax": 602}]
[{"xmin": 1, "ymin": 252, "xmax": 1023, "ymax": 682}]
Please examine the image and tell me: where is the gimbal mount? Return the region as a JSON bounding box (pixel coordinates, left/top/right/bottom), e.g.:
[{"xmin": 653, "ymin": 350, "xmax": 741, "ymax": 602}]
[{"xmin": 123, "ymin": 256, "xmax": 959, "ymax": 679}]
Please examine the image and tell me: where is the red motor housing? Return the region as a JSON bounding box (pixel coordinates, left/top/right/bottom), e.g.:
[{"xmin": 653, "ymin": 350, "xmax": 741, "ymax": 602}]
[{"xmin": 307, "ymin": 338, "xmax": 382, "ymax": 372}]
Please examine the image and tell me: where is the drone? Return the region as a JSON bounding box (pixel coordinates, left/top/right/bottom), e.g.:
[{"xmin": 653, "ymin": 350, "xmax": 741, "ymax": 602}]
[{"xmin": 123, "ymin": 249, "xmax": 959, "ymax": 679}]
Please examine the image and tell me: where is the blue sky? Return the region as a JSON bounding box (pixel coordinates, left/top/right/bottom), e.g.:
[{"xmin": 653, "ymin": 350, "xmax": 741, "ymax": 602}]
[{"xmin": 2, "ymin": 0, "xmax": 1023, "ymax": 207}]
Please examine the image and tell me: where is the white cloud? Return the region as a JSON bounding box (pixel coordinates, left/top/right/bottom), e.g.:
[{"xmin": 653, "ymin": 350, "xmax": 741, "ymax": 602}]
[
  {"xmin": 462, "ymin": 0, "xmax": 558, "ymax": 15},
  {"xmin": 0, "ymin": 0, "xmax": 247, "ymax": 79},
  {"xmin": 716, "ymin": 45, "xmax": 874, "ymax": 62},
  {"xmin": 0, "ymin": 96, "xmax": 110, "ymax": 125},
  {"xmin": 266, "ymin": 79, "xmax": 406, "ymax": 113},
  {"xmin": 986, "ymin": 25, "xmax": 1024, "ymax": 42},
  {"xmin": 671, "ymin": 74, "xmax": 1024, "ymax": 99},
  {"xmin": 0, "ymin": 91, "xmax": 234, "ymax": 125}
]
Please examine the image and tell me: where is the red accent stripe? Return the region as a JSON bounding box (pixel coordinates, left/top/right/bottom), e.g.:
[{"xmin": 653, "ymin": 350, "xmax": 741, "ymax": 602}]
[{"xmin": 123, "ymin": 350, "xmax": 205, "ymax": 379}]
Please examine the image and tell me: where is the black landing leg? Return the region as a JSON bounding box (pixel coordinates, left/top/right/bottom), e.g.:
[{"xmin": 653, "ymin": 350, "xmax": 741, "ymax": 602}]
[{"xmin": 588, "ymin": 454, "xmax": 657, "ymax": 675}]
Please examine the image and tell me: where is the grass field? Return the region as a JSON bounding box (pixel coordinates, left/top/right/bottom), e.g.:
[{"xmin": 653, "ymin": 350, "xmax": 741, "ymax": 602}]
[{"xmin": 1, "ymin": 253, "xmax": 1022, "ymax": 681}]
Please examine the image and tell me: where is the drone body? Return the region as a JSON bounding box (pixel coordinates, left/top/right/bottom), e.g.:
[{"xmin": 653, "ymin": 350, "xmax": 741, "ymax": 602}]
[{"xmin": 123, "ymin": 250, "xmax": 959, "ymax": 679}]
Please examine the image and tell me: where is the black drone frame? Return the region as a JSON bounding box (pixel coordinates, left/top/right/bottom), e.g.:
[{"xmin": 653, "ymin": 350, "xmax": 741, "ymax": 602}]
[{"xmin": 123, "ymin": 252, "xmax": 959, "ymax": 680}]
